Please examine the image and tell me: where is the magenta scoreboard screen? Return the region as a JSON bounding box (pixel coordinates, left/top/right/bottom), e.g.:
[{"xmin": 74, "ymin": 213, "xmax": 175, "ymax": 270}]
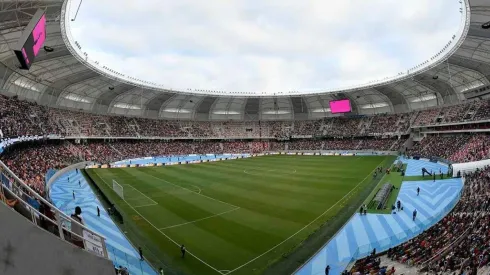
[
  {"xmin": 13, "ymin": 9, "xmax": 46, "ymax": 70},
  {"xmin": 329, "ymin": 99, "xmax": 352, "ymax": 114}
]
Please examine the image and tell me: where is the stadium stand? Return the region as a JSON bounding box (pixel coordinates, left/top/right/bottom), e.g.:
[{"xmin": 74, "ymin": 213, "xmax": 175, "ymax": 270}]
[
  {"xmin": 408, "ymin": 134, "xmax": 490, "ymax": 163},
  {"xmin": 4, "ymin": 91, "xmax": 490, "ymax": 274},
  {"xmin": 0, "ymin": 0, "xmax": 489, "ymax": 274},
  {"xmin": 2, "ymin": 92, "xmax": 490, "ymax": 144},
  {"xmin": 373, "ymin": 167, "xmax": 490, "ymax": 274},
  {"xmin": 0, "ymin": 94, "xmax": 441, "ymax": 139}
]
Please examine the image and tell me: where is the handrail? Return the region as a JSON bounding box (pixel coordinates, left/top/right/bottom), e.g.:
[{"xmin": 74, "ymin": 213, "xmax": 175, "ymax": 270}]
[
  {"xmin": 0, "ymin": 181, "xmax": 103, "ymax": 251},
  {"xmin": 0, "ymin": 160, "xmax": 109, "ymax": 259}
]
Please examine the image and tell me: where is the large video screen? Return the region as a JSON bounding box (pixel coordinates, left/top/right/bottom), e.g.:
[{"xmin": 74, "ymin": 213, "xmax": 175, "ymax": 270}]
[
  {"xmin": 13, "ymin": 9, "xmax": 46, "ymax": 70},
  {"xmin": 329, "ymin": 99, "xmax": 352, "ymax": 114}
]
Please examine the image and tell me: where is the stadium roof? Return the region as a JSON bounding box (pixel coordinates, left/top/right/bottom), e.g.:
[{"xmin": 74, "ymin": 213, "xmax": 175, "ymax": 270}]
[{"xmin": 0, "ymin": 0, "xmax": 489, "ymax": 121}]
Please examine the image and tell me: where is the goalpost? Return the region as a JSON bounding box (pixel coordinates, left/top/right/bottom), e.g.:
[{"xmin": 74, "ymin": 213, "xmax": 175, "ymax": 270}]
[{"xmin": 112, "ymin": 179, "xmax": 124, "ymax": 200}]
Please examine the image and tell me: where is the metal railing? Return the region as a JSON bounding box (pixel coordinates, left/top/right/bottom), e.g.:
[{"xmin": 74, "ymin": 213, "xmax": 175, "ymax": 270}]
[{"xmin": 0, "ymin": 160, "xmax": 109, "ymax": 259}]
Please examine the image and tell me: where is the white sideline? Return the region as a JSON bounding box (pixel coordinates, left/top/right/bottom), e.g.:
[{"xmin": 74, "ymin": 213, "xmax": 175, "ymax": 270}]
[
  {"xmin": 225, "ymin": 158, "xmax": 387, "ymax": 274},
  {"xmin": 142, "ymin": 172, "xmax": 240, "ymax": 209},
  {"xmin": 159, "ymin": 207, "xmax": 240, "ymax": 230},
  {"xmin": 94, "ymin": 171, "xmax": 226, "ymax": 275}
]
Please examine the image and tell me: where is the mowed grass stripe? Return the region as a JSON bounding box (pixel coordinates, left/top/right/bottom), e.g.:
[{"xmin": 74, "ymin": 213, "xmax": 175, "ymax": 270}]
[
  {"xmin": 160, "ymin": 155, "xmax": 386, "ymax": 266},
  {"xmin": 92, "ymin": 169, "xmax": 229, "ymax": 275},
  {"xmin": 141, "ymin": 156, "xmax": 384, "ymax": 214},
  {"xmin": 213, "ymin": 155, "xmax": 376, "ymax": 172},
  {"xmin": 108, "ymin": 168, "xmax": 237, "ymax": 229},
  {"xmin": 137, "ymin": 167, "xmax": 310, "ymax": 237},
  {"xmin": 141, "ymin": 167, "xmax": 320, "ymax": 223},
  {"xmin": 100, "ymin": 168, "xmax": 288, "ymax": 267},
  {"xmin": 149, "ymin": 157, "xmax": 375, "ymax": 202},
  {"xmin": 89, "ymin": 155, "xmax": 390, "ymax": 275},
  {"xmin": 225, "ymin": 156, "xmax": 389, "ymax": 275},
  {"xmin": 136, "ymin": 164, "xmax": 335, "ymax": 267},
  {"xmin": 143, "ymin": 166, "xmax": 332, "ymax": 212},
  {"xmin": 179, "ymin": 161, "xmax": 367, "ymax": 192},
  {"xmin": 212, "ymin": 158, "xmax": 380, "ymax": 183}
]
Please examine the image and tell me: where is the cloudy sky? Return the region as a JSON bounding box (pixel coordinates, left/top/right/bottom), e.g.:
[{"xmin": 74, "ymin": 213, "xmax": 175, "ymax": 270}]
[{"xmin": 68, "ymin": 0, "xmax": 462, "ymax": 95}]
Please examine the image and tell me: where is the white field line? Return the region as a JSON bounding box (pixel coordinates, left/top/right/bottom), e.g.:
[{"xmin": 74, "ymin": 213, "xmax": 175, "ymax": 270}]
[
  {"xmin": 133, "ymin": 203, "xmax": 158, "ymax": 208},
  {"xmin": 293, "ymin": 158, "xmax": 392, "ymax": 274},
  {"xmin": 159, "ymin": 207, "xmax": 240, "ymax": 230},
  {"xmin": 123, "ymin": 184, "xmax": 158, "ymax": 205},
  {"xmin": 94, "ymin": 171, "xmax": 226, "ymax": 275},
  {"xmin": 226, "ymin": 158, "xmax": 387, "ymax": 274},
  {"xmin": 192, "ymin": 185, "xmax": 202, "ymax": 194},
  {"xmin": 142, "ymin": 172, "xmax": 240, "ymax": 209}
]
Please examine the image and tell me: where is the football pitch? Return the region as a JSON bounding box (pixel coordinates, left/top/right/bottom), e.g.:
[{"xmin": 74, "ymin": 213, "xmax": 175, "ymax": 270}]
[{"xmin": 86, "ymin": 155, "xmax": 395, "ymax": 275}]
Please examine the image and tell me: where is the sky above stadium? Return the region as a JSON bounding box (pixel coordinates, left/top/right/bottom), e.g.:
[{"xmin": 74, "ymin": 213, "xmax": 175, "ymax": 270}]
[{"xmin": 69, "ymin": 0, "xmax": 463, "ymax": 95}]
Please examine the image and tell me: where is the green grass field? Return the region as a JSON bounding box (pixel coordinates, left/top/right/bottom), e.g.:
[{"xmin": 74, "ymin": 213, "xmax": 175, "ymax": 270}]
[
  {"xmin": 363, "ymin": 168, "xmax": 404, "ymax": 214},
  {"xmin": 86, "ymin": 155, "xmax": 394, "ymax": 275}
]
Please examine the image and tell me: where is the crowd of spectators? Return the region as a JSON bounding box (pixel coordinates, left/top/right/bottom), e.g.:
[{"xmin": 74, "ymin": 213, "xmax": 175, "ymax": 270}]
[
  {"xmin": 0, "ymin": 95, "xmax": 419, "ymax": 140},
  {"xmin": 0, "ymin": 95, "xmax": 44, "ymax": 137},
  {"xmin": 326, "ymin": 117, "xmax": 369, "ymax": 136},
  {"xmin": 413, "ymin": 98, "xmax": 490, "ymax": 127},
  {"xmin": 287, "ymin": 140, "xmax": 325, "ymax": 150},
  {"xmin": 392, "ymin": 167, "xmax": 490, "ymax": 274},
  {"xmin": 367, "ymin": 114, "xmax": 412, "ymax": 135},
  {"xmin": 408, "ymin": 135, "xmax": 472, "ymax": 160},
  {"xmin": 284, "ymin": 138, "xmax": 404, "ymax": 151},
  {"xmin": 450, "ymin": 135, "xmax": 490, "ymax": 163},
  {"xmin": 350, "ymin": 252, "xmax": 396, "ymax": 275},
  {"xmin": 351, "ymin": 167, "xmax": 490, "ymax": 274},
  {"xmin": 1, "ymin": 142, "xmax": 78, "ymax": 195},
  {"xmin": 2, "ymin": 95, "xmax": 490, "ymax": 141},
  {"xmin": 409, "ymin": 134, "xmax": 490, "ymax": 163}
]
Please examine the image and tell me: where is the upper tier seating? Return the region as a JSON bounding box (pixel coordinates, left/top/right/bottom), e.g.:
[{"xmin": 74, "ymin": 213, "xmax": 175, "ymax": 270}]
[{"xmin": 8, "ymin": 95, "xmax": 478, "ymax": 139}]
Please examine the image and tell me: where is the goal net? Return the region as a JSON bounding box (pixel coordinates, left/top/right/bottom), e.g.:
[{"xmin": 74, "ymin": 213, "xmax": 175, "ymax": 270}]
[{"xmin": 112, "ymin": 180, "xmax": 124, "ymax": 200}]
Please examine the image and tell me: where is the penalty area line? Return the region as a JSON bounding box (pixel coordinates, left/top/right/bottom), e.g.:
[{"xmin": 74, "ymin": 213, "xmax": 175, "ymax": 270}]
[
  {"xmin": 123, "ymin": 184, "xmax": 158, "ymax": 205},
  {"xmin": 94, "ymin": 174, "xmax": 227, "ymax": 275},
  {"xmin": 142, "ymin": 172, "xmax": 240, "ymax": 209},
  {"xmin": 226, "ymin": 158, "xmax": 387, "ymax": 274},
  {"xmin": 159, "ymin": 207, "xmax": 240, "ymax": 230},
  {"xmin": 133, "ymin": 202, "xmax": 158, "ymax": 208}
]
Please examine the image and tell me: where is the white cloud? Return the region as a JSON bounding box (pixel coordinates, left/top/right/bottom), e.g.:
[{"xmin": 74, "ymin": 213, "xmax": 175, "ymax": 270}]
[{"xmin": 68, "ymin": 0, "xmax": 462, "ymax": 95}]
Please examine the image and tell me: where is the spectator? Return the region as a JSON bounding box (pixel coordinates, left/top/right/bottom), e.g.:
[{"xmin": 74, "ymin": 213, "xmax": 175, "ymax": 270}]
[{"xmin": 70, "ymin": 206, "xmax": 84, "ymax": 249}]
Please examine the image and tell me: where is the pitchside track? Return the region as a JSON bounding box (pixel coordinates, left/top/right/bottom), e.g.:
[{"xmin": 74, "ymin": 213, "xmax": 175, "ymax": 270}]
[{"xmin": 86, "ymin": 155, "xmax": 393, "ymax": 275}]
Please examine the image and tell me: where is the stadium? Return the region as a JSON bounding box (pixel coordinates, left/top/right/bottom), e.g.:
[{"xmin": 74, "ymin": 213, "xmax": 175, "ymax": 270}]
[{"xmin": 0, "ymin": 0, "xmax": 490, "ymax": 275}]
